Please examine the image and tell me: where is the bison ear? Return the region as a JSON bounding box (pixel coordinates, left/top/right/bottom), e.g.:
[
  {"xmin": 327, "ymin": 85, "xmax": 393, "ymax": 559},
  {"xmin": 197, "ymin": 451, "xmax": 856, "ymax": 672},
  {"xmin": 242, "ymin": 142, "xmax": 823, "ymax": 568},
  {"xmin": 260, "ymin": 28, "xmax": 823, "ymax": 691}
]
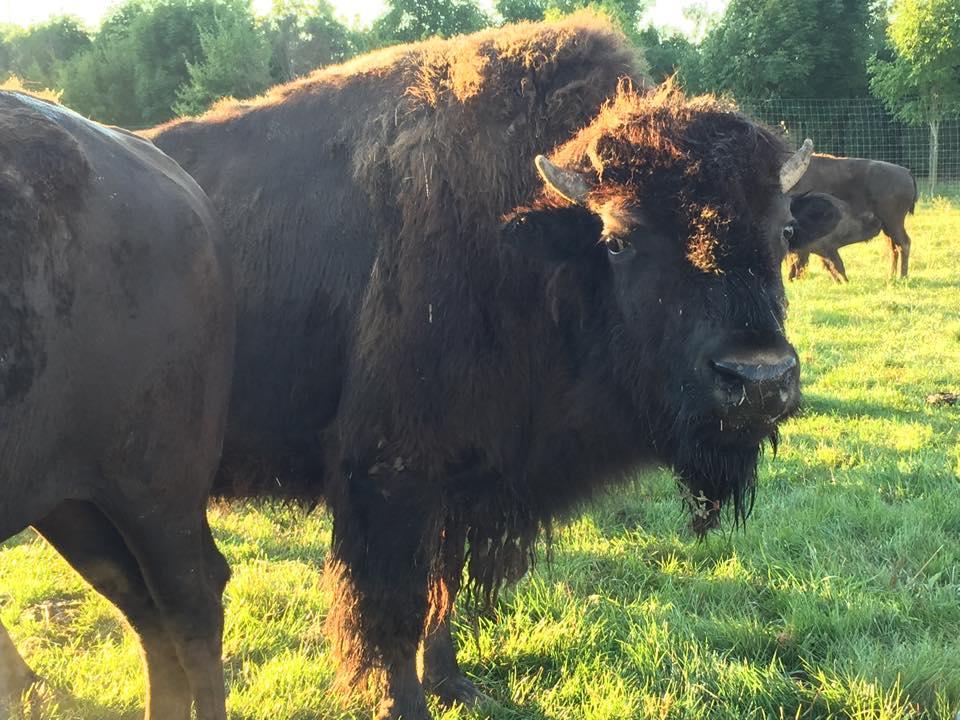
[
  {"xmin": 501, "ymin": 206, "xmax": 603, "ymax": 263},
  {"xmin": 789, "ymin": 192, "xmax": 841, "ymax": 249}
]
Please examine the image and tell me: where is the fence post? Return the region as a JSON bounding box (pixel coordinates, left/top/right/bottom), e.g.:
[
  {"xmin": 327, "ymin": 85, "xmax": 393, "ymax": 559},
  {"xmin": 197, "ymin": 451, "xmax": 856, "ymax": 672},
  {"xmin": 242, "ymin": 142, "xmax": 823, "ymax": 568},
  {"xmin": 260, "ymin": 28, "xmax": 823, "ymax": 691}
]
[{"xmin": 928, "ymin": 117, "xmax": 940, "ymax": 197}]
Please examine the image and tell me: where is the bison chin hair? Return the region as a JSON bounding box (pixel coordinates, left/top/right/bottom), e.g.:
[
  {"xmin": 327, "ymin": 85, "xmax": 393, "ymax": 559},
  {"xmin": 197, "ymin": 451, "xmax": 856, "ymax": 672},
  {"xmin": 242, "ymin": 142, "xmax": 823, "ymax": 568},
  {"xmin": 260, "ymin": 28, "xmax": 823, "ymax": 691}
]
[{"xmin": 670, "ymin": 429, "xmax": 779, "ymax": 536}]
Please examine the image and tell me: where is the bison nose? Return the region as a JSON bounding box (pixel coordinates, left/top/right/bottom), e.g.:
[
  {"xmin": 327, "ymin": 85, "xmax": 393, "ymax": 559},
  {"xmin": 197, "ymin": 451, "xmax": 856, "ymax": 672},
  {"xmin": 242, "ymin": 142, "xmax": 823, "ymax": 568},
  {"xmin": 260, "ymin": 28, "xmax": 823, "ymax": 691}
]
[
  {"xmin": 710, "ymin": 354, "xmax": 797, "ymax": 385},
  {"xmin": 709, "ymin": 349, "xmax": 799, "ymax": 427}
]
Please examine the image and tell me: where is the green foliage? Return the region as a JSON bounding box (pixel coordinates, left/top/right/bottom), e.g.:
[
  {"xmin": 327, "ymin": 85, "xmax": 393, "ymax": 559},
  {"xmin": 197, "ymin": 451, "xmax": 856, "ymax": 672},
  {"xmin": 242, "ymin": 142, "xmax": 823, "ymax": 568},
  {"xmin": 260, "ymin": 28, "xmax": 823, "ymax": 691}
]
[
  {"xmin": 494, "ymin": 0, "xmax": 547, "ymax": 23},
  {"xmin": 869, "ymin": 0, "xmax": 960, "ymax": 194},
  {"xmin": 174, "ymin": 9, "xmax": 272, "ymax": 116},
  {"xmin": 543, "ymin": 0, "xmax": 648, "ymax": 43},
  {"xmin": 370, "ymin": 0, "xmax": 490, "ymax": 45},
  {"xmin": 264, "ymin": 0, "xmax": 358, "ymax": 82},
  {"xmin": 636, "ymin": 25, "xmax": 703, "ymax": 89},
  {"xmin": 59, "ymin": 36, "xmax": 142, "ymax": 127},
  {"xmin": 2, "ymin": 201, "xmax": 960, "ymax": 718},
  {"xmin": 697, "ymin": 0, "xmax": 879, "ymax": 99},
  {"xmin": 869, "ymin": 0, "xmax": 960, "ymax": 125},
  {"xmin": 59, "ymin": 0, "xmax": 278, "ymax": 127},
  {"xmin": 59, "ymin": 0, "xmax": 214, "ymax": 125},
  {"xmin": 0, "ymin": 16, "xmax": 91, "ymax": 88}
]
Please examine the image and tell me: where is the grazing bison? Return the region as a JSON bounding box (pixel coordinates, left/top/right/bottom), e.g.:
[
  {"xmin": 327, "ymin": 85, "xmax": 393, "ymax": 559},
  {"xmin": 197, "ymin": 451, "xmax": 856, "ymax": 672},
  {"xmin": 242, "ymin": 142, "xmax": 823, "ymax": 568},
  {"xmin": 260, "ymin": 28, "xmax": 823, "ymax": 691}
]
[
  {"xmin": 787, "ymin": 189, "xmax": 883, "ymax": 282},
  {"xmin": 790, "ymin": 153, "xmax": 917, "ymax": 278},
  {"xmin": 149, "ymin": 16, "xmax": 811, "ymax": 720},
  {"xmin": 0, "ymin": 92, "xmax": 234, "ymax": 720}
]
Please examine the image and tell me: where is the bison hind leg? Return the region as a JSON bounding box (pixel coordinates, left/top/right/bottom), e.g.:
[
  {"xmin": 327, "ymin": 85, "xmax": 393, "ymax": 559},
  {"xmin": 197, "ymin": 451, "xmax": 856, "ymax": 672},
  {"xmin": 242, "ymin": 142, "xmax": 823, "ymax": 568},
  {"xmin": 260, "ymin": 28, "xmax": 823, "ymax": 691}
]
[
  {"xmin": 34, "ymin": 500, "xmax": 195, "ymax": 720},
  {"xmin": 0, "ymin": 620, "xmax": 38, "ymax": 718},
  {"xmin": 787, "ymin": 251, "xmax": 810, "ymax": 281},
  {"xmin": 819, "ymin": 250, "xmax": 849, "ymax": 283}
]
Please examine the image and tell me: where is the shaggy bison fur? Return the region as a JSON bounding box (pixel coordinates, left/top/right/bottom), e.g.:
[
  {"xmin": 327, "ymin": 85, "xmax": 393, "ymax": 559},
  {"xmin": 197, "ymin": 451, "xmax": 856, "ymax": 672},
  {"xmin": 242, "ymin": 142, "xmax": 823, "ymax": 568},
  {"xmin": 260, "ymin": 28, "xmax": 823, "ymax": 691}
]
[{"xmin": 149, "ymin": 16, "xmax": 807, "ymax": 719}]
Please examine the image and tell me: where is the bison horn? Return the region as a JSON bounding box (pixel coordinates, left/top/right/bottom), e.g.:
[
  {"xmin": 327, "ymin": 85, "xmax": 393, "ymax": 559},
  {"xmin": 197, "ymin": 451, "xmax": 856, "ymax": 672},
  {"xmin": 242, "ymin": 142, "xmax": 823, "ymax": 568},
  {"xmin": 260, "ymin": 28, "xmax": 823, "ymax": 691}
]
[
  {"xmin": 535, "ymin": 155, "xmax": 593, "ymax": 205},
  {"xmin": 780, "ymin": 138, "xmax": 814, "ymax": 192}
]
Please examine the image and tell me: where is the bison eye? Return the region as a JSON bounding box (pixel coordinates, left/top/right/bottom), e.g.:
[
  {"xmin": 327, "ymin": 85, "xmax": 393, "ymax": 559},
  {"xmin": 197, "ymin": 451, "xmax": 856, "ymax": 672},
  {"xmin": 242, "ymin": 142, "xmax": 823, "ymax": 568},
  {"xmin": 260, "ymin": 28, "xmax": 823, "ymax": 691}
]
[
  {"xmin": 781, "ymin": 224, "xmax": 796, "ymax": 243},
  {"xmin": 604, "ymin": 234, "xmax": 635, "ymax": 262}
]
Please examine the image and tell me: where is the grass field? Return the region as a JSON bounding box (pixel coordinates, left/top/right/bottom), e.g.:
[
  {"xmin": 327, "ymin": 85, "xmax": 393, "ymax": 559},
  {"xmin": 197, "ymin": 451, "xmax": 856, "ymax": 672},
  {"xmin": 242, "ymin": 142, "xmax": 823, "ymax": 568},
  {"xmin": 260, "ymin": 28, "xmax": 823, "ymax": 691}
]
[{"xmin": 2, "ymin": 201, "xmax": 959, "ymax": 720}]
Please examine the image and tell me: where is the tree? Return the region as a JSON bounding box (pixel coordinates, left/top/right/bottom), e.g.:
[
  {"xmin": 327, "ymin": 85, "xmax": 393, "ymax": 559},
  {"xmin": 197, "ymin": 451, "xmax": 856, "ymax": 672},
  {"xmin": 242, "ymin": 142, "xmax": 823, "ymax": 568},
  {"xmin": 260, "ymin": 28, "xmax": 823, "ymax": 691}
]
[
  {"xmin": 543, "ymin": 0, "xmax": 647, "ymax": 42},
  {"xmin": 637, "ymin": 25, "xmax": 703, "ymax": 89},
  {"xmin": 869, "ymin": 0, "xmax": 960, "ymax": 194},
  {"xmin": 494, "ymin": 0, "xmax": 648, "ymax": 42},
  {"xmin": 60, "ymin": 34, "xmax": 142, "ymax": 127},
  {"xmin": 371, "ymin": 0, "xmax": 491, "ymax": 44},
  {"xmin": 264, "ymin": 0, "xmax": 357, "ymax": 82},
  {"xmin": 3, "ymin": 16, "xmax": 91, "ymax": 88},
  {"xmin": 697, "ymin": 0, "xmax": 879, "ymax": 98},
  {"xmin": 126, "ymin": 0, "xmax": 225, "ymax": 123},
  {"xmin": 495, "ymin": 0, "xmax": 547, "ymax": 23},
  {"xmin": 0, "ymin": 25, "xmax": 18, "ymax": 79},
  {"xmin": 175, "ymin": 9, "xmax": 272, "ymax": 115},
  {"xmin": 61, "ymin": 0, "xmax": 270, "ymax": 126}
]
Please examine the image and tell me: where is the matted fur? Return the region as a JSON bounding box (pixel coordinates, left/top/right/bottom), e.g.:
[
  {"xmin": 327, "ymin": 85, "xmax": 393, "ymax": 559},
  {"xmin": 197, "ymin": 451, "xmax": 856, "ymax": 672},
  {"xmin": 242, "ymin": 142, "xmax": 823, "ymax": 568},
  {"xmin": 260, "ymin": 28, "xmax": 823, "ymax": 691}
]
[{"xmin": 148, "ymin": 20, "xmax": 797, "ymax": 717}]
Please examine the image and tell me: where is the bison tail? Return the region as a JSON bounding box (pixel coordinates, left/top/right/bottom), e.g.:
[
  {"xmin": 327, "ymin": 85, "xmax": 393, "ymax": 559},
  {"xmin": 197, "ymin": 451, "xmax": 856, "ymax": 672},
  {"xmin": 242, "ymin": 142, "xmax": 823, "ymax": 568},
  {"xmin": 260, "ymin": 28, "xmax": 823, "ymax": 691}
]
[{"xmin": 910, "ymin": 172, "xmax": 918, "ymax": 214}]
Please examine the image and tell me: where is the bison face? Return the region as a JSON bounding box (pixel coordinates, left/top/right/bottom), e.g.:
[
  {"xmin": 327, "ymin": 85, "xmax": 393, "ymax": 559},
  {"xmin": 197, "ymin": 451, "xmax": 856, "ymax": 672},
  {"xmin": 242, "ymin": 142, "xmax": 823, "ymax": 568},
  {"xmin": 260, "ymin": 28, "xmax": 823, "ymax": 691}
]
[
  {"xmin": 591, "ymin": 196, "xmax": 801, "ymax": 448},
  {"xmin": 528, "ymin": 120, "xmax": 810, "ymax": 529}
]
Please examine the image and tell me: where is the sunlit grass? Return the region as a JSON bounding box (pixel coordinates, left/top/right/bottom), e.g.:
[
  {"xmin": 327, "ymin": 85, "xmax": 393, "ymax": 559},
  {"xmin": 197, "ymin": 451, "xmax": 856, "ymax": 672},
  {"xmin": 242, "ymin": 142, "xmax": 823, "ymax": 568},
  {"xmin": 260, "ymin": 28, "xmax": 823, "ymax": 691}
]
[{"xmin": 2, "ymin": 201, "xmax": 959, "ymax": 718}]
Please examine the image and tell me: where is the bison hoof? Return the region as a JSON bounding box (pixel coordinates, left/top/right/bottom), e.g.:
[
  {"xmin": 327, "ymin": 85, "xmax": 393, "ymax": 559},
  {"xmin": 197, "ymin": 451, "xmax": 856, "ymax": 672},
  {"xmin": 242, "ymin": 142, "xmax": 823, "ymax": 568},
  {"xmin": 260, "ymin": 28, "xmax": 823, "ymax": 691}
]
[
  {"xmin": 375, "ymin": 695, "xmax": 433, "ymax": 720},
  {"xmin": 427, "ymin": 673, "xmax": 494, "ymax": 709}
]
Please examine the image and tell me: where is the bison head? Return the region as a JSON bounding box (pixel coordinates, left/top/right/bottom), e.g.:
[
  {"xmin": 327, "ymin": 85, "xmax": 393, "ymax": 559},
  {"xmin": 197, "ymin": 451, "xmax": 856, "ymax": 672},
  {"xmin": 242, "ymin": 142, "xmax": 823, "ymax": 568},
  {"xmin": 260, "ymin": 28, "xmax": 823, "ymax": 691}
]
[
  {"xmin": 512, "ymin": 86, "xmax": 812, "ymax": 531},
  {"xmin": 788, "ymin": 192, "xmax": 883, "ymax": 252}
]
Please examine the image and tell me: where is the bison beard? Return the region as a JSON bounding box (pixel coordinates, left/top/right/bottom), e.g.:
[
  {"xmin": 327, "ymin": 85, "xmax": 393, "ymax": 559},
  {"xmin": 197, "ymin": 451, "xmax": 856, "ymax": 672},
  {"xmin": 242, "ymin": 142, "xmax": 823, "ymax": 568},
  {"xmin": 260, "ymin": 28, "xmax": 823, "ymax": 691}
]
[
  {"xmin": 671, "ymin": 433, "xmax": 768, "ymax": 535},
  {"xmin": 147, "ymin": 17, "xmax": 804, "ymax": 720}
]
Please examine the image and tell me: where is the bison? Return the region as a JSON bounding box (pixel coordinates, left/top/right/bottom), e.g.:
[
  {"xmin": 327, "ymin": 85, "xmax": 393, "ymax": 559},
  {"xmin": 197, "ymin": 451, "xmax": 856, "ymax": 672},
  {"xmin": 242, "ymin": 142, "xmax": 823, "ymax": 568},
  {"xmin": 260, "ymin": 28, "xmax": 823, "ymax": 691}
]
[
  {"xmin": 789, "ymin": 153, "xmax": 917, "ymax": 278},
  {"xmin": 0, "ymin": 92, "xmax": 234, "ymax": 720},
  {"xmin": 149, "ymin": 16, "xmax": 814, "ymax": 720},
  {"xmin": 787, "ymin": 188, "xmax": 883, "ymax": 282}
]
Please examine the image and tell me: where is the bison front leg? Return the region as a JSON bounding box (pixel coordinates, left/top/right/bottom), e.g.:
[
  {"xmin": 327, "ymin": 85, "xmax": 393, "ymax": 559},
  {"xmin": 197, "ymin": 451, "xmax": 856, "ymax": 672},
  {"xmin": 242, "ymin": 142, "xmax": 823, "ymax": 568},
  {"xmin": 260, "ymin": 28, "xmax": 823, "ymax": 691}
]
[
  {"xmin": 0, "ymin": 621, "xmax": 36, "ymax": 719},
  {"xmin": 420, "ymin": 618, "xmax": 489, "ymax": 708},
  {"xmin": 418, "ymin": 522, "xmax": 488, "ymax": 709},
  {"xmin": 787, "ymin": 251, "xmax": 810, "ymax": 280},
  {"xmin": 327, "ymin": 460, "xmax": 441, "ymax": 720}
]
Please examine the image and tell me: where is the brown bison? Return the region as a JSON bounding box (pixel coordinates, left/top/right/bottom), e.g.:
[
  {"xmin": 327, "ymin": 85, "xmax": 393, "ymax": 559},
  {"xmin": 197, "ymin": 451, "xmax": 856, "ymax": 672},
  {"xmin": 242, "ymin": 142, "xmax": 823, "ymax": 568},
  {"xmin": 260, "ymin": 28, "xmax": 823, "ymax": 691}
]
[
  {"xmin": 789, "ymin": 153, "xmax": 918, "ymax": 278},
  {"xmin": 787, "ymin": 189, "xmax": 883, "ymax": 282},
  {"xmin": 149, "ymin": 16, "xmax": 813, "ymax": 720},
  {"xmin": 0, "ymin": 92, "xmax": 234, "ymax": 720}
]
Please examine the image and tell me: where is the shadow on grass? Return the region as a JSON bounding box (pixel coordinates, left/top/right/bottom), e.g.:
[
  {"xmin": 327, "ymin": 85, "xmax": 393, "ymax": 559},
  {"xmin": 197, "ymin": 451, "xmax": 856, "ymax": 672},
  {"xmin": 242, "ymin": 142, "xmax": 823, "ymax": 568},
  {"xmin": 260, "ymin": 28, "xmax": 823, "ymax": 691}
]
[
  {"xmin": 24, "ymin": 681, "xmax": 141, "ymax": 720},
  {"xmin": 800, "ymin": 389, "xmax": 959, "ymax": 427}
]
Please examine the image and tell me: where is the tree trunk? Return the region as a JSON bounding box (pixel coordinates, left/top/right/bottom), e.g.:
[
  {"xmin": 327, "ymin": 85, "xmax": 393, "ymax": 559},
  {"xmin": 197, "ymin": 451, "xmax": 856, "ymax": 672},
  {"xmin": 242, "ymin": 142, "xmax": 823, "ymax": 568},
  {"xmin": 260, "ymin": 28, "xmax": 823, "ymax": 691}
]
[{"xmin": 928, "ymin": 117, "xmax": 940, "ymax": 197}]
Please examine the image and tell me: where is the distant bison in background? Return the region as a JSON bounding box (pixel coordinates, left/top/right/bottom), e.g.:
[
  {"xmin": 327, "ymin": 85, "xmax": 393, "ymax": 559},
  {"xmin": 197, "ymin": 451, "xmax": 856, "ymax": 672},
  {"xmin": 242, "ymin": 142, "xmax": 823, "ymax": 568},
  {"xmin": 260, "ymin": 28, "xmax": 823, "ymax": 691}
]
[
  {"xmin": 788, "ymin": 190, "xmax": 883, "ymax": 282},
  {"xmin": 150, "ymin": 16, "xmax": 813, "ymax": 720},
  {"xmin": 0, "ymin": 92, "xmax": 234, "ymax": 720},
  {"xmin": 789, "ymin": 153, "xmax": 917, "ymax": 278}
]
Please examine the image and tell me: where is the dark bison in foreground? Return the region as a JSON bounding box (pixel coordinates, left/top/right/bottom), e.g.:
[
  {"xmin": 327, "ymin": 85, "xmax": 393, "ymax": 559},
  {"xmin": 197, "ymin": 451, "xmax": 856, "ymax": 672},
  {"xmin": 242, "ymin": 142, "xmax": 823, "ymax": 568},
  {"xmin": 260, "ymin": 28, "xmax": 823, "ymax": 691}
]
[
  {"xmin": 150, "ymin": 16, "xmax": 811, "ymax": 720},
  {"xmin": 789, "ymin": 153, "xmax": 917, "ymax": 279},
  {"xmin": 0, "ymin": 92, "xmax": 234, "ymax": 720}
]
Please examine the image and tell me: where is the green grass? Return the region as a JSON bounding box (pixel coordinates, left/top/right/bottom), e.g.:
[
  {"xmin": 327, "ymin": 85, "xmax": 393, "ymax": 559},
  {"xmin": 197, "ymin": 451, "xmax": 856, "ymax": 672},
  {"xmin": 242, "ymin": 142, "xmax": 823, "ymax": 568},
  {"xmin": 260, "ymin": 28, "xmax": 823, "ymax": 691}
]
[{"xmin": 3, "ymin": 200, "xmax": 960, "ymax": 719}]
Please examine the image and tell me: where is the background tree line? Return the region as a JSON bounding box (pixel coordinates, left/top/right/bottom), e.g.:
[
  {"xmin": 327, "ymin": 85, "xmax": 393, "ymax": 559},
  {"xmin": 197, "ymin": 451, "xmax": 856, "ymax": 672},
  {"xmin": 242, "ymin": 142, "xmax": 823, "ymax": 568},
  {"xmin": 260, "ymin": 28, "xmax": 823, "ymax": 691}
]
[{"xmin": 2, "ymin": 0, "xmax": 958, "ymax": 141}]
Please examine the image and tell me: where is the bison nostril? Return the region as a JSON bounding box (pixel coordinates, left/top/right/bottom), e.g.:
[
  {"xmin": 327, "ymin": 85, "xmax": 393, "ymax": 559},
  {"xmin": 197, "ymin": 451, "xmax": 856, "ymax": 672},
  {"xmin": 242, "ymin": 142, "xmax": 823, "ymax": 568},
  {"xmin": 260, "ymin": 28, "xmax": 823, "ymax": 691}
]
[{"xmin": 710, "ymin": 354, "xmax": 798, "ymax": 385}]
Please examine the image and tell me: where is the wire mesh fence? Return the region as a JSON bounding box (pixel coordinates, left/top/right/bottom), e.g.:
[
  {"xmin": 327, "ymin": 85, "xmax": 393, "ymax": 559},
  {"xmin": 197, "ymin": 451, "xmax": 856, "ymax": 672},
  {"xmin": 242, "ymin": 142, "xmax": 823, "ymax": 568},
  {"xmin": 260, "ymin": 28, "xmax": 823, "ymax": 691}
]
[{"xmin": 739, "ymin": 97, "xmax": 960, "ymax": 199}]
